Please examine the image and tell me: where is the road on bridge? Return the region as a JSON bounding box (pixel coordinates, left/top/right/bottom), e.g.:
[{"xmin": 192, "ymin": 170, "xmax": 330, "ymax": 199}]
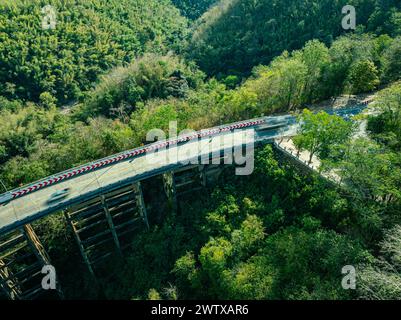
[
  {"xmin": 0, "ymin": 117, "xmax": 296, "ymax": 233},
  {"xmin": 0, "ymin": 103, "xmax": 368, "ymax": 234}
]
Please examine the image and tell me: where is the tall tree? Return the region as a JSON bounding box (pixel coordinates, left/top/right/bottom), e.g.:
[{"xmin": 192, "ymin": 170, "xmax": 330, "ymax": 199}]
[
  {"xmin": 347, "ymin": 60, "xmax": 380, "ymax": 93},
  {"xmin": 293, "ymin": 110, "xmax": 355, "ymax": 163}
]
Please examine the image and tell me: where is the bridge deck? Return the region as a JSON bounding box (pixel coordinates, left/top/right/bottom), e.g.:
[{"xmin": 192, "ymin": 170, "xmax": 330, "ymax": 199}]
[
  {"xmin": 0, "ymin": 102, "xmax": 368, "ymax": 235},
  {"xmin": 0, "ymin": 120, "xmax": 296, "ymax": 234}
]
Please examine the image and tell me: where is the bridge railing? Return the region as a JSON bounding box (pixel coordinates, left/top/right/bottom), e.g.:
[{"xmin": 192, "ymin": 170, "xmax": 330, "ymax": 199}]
[{"xmin": 1, "ymin": 116, "xmax": 296, "ymax": 204}]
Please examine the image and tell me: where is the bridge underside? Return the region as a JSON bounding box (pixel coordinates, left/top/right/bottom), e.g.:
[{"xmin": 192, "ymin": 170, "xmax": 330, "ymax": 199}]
[
  {"xmin": 0, "ymin": 106, "xmax": 366, "ymax": 299},
  {"xmin": 0, "ymin": 225, "xmax": 62, "ymax": 299},
  {"xmin": 64, "ymin": 182, "xmax": 149, "ymax": 278},
  {"xmin": 0, "ymin": 161, "xmax": 227, "ymax": 299},
  {"xmin": 0, "ymin": 138, "xmax": 323, "ymax": 300},
  {"xmin": 1, "ymin": 136, "xmax": 322, "ymax": 300}
]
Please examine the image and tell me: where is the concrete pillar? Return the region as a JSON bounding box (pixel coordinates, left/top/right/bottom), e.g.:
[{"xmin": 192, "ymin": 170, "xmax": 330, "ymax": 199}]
[
  {"xmin": 0, "ymin": 259, "xmax": 22, "ymax": 300},
  {"xmin": 0, "ymin": 225, "xmax": 63, "ymax": 300},
  {"xmin": 101, "ymin": 196, "xmax": 123, "ymax": 258},
  {"xmin": 64, "ymin": 211, "xmax": 96, "ymax": 280},
  {"xmin": 133, "ymin": 182, "xmax": 149, "ymax": 230}
]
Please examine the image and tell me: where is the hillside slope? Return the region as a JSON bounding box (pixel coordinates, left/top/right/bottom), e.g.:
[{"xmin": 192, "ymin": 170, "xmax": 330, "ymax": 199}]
[
  {"xmin": 0, "ymin": 0, "xmax": 188, "ymax": 104},
  {"xmin": 187, "ymin": 0, "xmax": 400, "ymax": 77}
]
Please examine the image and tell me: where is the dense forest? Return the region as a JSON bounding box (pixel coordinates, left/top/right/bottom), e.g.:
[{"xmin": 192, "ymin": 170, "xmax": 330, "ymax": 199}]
[
  {"xmin": 0, "ymin": 0, "xmax": 400, "ymax": 300},
  {"xmin": 188, "ymin": 0, "xmax": 401, "ymax": 77},
  {"xmin": 0, "ymin": 0, "xmax": 187, "ymax": 104}
]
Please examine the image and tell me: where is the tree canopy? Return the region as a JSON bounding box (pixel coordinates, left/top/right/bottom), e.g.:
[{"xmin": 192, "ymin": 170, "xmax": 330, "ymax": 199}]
[
  {"xmin": 187, "ymin": 0, "xmax": 401, "ymax": 77},
  {"xmin": 1, "ymin": 0, "xmax": 401, "ymax": 301},
  {"xmin": 0, "ymin": 0, "xmax": 188, "ymax": 104},
  {"xmin": 293, "ymin": 109, "xmax": 355, "ymax": 163}
]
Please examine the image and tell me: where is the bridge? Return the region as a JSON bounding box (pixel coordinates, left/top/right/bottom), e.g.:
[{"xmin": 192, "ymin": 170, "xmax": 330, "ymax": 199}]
[{"xmin": 0, "ymin": 105, "xmax": 367, "ymax": 299}]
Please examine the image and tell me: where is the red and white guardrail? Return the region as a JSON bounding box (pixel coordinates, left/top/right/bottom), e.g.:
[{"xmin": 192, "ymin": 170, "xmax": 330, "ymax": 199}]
[{"xmin": 0, "ymin": 118, "xmax": 267, "ymax": 203}]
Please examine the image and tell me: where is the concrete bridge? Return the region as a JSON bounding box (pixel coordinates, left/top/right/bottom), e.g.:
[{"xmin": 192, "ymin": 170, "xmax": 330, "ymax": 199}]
[{"xmin": 0, "ymin": 105, "xmax": 366, "ymax": 299}]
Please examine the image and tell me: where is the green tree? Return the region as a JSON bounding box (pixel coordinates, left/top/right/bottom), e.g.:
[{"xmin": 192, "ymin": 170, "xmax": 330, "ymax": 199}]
[
  {"xmin": 263, "ymin": 227, "xmax": 372, "ymax": 299},
  {"xmin": 329, "ymin": 138, "xmax": 401, "ymax": 203},
  {"xmin": 358, "ymin": 225, "xmax": 401, "ymax": 300},
  {"xmin": 299, "ymin": 40, "xmax": 330, "ymax": 102},
  {"xmin": 347, "ymin": 60, "xmax": 380, "ymax": 94},
  {"xmin": 231, "ymin": 215, "xmax": 265, "ymax": 260},
  {"xmin": 39, "ymin": 92, "xmax": 57, "ymax": 109},
  {"xmin": 242, "ymin": 52, "xmax": 308, "ymax": 113},
  {"xmin": 293, "ymin": 109, "xmax": 354, "ymax": 163},
  {"xmin": 382, "ymin": 37, "xmax": 401, "ymax": 83},
  {"xmin": 148, "ymin": 289, "xmax": 162, "ymax": 300},
  {"xmin": 198, "ymin": 237, "xmax": 233, "ymax": 298},
  {"xmin": 368, "ymin": 82, "xmax": 401, "ymax": 150},
  {"xmin": 325, "ymin": 34, "xmax": 377, "ymax": 97},
  {"xmin": 80, "ymin": 54, "xmax": 204, "ymax": 119}
]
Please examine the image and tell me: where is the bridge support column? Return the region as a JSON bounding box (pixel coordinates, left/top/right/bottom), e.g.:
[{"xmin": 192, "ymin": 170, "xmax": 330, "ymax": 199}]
[
  {"xmin": 0, "ymin": 259, "xmax": 22, "ymax": 299},
  {"xmin": 133, "ymin": 182, "xmax": 149, "ymax": 230},
  {"xmin": 0, "ymin": 225, "xmax": 62, "ymax": 300},
  {"xmin": 101, "ymin": 196, "xmax": 123, "ymax": 258},
  {"xmin": 23, "ymin": 225, "xmax": 51, "ymax": 266},
  {"xmin": 162, "ymin": 172, "xmax": 177, "ymax": 212},
  {"xmin": 65, "ymin": 184, "xmax": 154, "ymax": 278},
  {"xmin": 63, "ymin": 211, "xmax": 97, "ymax": 280}
]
